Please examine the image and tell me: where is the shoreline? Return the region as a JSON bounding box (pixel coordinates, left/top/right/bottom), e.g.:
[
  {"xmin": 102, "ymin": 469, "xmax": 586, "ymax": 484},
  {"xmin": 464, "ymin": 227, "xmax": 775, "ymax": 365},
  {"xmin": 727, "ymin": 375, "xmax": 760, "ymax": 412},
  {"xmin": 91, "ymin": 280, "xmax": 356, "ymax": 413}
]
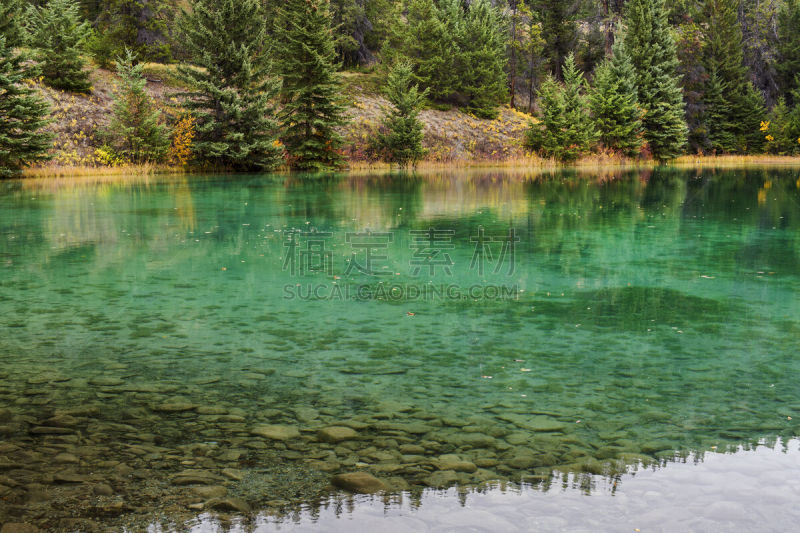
[{"xmin": 15, "ymin": 154, "xmax": 800, "ymax": 180}]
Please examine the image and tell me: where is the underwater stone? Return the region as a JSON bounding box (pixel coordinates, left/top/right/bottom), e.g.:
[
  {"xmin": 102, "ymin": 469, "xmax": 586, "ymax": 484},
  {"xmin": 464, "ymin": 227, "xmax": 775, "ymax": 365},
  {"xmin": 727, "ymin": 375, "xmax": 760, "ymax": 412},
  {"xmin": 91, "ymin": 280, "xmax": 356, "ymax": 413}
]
[
  {"xmin": 436, "ymin": 454, "xmax": 477, "ymax": 473},
  {"xmin": 251, "ymin": 425, "xmax": 301, "ymax": 441},
  {"xmin": 206, "ymin": 497, "xmax": 251, "ymax": 514},
  {"xmin": 318, "ymin": 426, "xmax": 359, "ymax": 443},
  {"xmin": 424, "ymin": 470, "xmax": 460, "ymax": 488},
  {"xmin": 331, "ymin": 472, "xmax": 386, "ymax": 493}
]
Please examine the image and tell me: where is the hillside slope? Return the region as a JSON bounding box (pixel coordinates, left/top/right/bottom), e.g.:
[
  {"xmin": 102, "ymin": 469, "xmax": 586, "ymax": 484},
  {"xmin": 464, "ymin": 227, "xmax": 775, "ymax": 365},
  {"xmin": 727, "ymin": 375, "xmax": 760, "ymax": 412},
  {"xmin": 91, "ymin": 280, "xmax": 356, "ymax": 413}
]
[{"xmin": 31, "ymin": 67, "xmax": 534, "ymax": 172}]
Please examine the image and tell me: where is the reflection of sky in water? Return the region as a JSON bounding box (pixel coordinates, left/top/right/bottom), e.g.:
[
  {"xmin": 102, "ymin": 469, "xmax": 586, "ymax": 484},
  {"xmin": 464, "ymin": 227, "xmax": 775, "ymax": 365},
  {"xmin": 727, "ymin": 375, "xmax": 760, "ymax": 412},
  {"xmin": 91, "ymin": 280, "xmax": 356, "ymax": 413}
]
[{"xmin": 178, "ymin": 439, "xmax": 800, "ymax": 533}]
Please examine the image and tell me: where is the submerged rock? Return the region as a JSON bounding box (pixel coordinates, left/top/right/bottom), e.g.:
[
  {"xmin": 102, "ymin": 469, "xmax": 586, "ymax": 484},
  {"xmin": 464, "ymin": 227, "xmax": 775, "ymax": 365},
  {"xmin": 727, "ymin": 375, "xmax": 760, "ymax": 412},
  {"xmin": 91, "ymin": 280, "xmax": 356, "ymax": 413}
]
[
  {"xmin": 0, "ymin": 524, "xmax": 39, "ymax": 533},
  {"xmin": 331, "ymin": 472, "xmax": 386, "ymax": 493},
  {"xmin": 251, "ymin": 425, "xmax": 301, "ymax": 441},
  {"xmin": 424, "ymin": 470, "xmax": 459, "ymax": 488},
  {"xmin": 436, "ymin": 454, "xmax": 477, "ymax": 473},
  {"xmin": 206, "ymin": 497, "xmax": 250, "ymax": 514},
  {"xmin": 317, "ymin": 426, "xmax": 359, "ymax": 443}
]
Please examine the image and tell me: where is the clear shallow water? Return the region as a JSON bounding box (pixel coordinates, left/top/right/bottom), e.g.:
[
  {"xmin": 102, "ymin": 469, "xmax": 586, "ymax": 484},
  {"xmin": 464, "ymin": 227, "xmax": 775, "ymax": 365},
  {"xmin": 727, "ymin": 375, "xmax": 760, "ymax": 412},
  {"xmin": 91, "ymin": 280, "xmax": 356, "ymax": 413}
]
[
  {"xmin": 1, "ymin": 168, "xmax": 799, "ymax": 531},
  {"xmin": 180, "ymin": 438, "xmax": 800, "ymax": 533}
]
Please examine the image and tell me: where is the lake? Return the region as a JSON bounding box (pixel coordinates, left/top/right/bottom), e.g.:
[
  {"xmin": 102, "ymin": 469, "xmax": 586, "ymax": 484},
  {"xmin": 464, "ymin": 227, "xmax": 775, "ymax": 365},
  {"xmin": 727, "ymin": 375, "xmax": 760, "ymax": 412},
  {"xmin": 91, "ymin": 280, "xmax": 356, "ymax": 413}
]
[{"xmin": 1, "ymin": 168, "xmax": 799, "ymax": 532}]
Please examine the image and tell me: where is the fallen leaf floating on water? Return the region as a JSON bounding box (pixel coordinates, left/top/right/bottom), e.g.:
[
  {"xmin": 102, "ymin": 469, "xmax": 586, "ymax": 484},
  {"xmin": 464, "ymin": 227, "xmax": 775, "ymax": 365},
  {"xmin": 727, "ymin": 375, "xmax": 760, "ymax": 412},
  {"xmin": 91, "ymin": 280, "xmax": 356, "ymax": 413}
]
[
  {"xmin": 481, "ymin": 375, "xmax": 493, "ymax": 379},
  {"xmin": 700, "ymin": 275, "xmax": 714, "ymax": 279},
  {"xmin": 406, "ymin": 312, "xmax": 415, "ymax": 316},
  {"xmin": 514, "ymin": 359, "xmax": 524, "ymax": 362},
  {"xmin": 520, "ymin": 368, "xmax": 532, "ymax": 372}
]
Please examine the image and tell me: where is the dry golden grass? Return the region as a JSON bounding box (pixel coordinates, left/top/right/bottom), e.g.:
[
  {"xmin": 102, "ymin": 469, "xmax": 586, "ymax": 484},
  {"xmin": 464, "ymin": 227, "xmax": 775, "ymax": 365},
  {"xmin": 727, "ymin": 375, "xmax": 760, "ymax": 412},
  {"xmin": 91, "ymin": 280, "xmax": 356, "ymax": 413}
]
[{"xmin": 21, "ymin": 163, "xmax": 187, "ymax": 179}]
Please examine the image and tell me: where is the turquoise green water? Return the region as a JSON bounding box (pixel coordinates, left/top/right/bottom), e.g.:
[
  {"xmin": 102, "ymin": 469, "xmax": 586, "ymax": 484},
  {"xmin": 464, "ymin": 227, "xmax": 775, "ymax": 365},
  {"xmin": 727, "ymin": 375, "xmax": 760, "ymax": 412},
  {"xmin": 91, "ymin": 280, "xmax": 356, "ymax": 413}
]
[{"xmin": 1, "ymin": 168, "xmax": 799, "ymax": 530}]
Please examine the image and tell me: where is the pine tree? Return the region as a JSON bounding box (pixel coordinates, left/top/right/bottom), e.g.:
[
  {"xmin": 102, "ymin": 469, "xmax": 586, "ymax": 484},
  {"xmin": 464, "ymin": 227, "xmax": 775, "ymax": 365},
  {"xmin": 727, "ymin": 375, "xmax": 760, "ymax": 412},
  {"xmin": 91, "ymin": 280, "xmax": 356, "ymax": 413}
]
[
  {"xmin": 0, "ymin": 0, "xmax": 25, "ymax": 49},
  {"xmin": 177, "ymin": 0, "xmax": 283, "ymax": 171},
  {"xmin": 104, "ymin": 49, "xmax": 170, "ymax": 163},
  {"xmin": 526, "ymin": 54, "xmax": 594, "ymax": 162},
  {"xmin": 624, "ymin": 0, "xmax": 688, "ymax": 162},
  {"xmin": 741, "ymin": 82, "xmax": 768, "ymax": 153},
  {"xmin": 378, "ymin": 60, "xmax": 428, "ymax": 168},
  {"xmin": 277, "ymin": 0, "xmax": 347, "ymax": 171},
  {"xmin": 534, "ymin": 0, "xmax": 579, "ymax": 80},
  {"xmin": 561, "ymin": 53, "xmax": 596, "ymax": 153},
  {"xmin": 0, "ymin": 36, "xmax": 52, "ymax": 177},
  {"xmin": 90, "ymin": 0, "xmax": 175, "ymax": 67},
  {"xmin": 703, "ymin": 69, "xmax": 736, "ymax": 153},
  {"xmin": 698, "ymin": 0, "xmax": 752, "ymax": 153},
  {"xmin": 459, "ymin": 0, "xmax": 508, "ymax": 119},
  {"xmin": 589, "ymin": 38, "xmax": 643, "ymax": 156},
  {"xmin": 764, "ymin": 97, "xmax": 800, "ymax": 155},
  {"xmin": 402, "ymin": 0, "xmax": 458, "ymax": 103},
  {"xmin": 777, "ymin": 0, "xmax": 800, "ymax": 105},
  {"xmin": 25, "ymin": 0, "xmax": 92, "ymax": 93}
]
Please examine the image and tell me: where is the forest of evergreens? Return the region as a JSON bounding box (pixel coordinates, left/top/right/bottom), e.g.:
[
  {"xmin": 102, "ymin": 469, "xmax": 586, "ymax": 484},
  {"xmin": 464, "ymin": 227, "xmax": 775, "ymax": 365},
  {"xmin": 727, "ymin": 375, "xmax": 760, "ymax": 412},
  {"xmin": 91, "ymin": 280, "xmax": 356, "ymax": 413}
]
[{"xmin": 2, "ymin": 0, "xmax": 800, "ymax": 176}]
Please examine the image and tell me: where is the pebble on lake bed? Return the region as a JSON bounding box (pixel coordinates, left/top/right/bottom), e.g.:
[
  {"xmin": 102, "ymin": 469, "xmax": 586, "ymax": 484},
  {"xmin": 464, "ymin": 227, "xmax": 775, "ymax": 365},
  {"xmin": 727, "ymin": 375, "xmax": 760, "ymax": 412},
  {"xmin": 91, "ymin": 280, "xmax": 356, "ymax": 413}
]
[{"xmin": 331, "ymin": 472, "xmax": 386, "ymax": 493}]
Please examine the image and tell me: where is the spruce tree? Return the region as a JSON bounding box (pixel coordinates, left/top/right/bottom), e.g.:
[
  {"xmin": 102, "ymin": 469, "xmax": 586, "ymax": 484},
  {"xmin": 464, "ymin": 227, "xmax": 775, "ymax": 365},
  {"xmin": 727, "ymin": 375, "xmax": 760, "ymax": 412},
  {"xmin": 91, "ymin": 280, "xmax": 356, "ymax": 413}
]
[
  {"xmin": 703, "ymin": 69, "xmax": 736, "ymax": 153},
  {"xmin": 0, "ymin": 36, "xmax": 52, "ymax": 177},
  {"xmin": 277, "ymin": 0, "xmax": 347, "ymax": 171},
  {"xmin": 526, "ymin": 54, "xmax": 594, "ymax": 162},
  {"xmin": 0, "ymin": 0, "xmax": 25, "ymax": 49},
  {"xmin": 378, "ymin": 60, "xmax": 428, "ymax": 168},
  {"xmin": 624, "ymin": 0, "xmax": 688, "ymax": 162},
  {"xmin": 459, "ymin": 0, "xmax": 508, "ymax": 119},
  {"xmin": 698, "ymin": 0, "xmax": 753, "ymax": 153},
  {"xmin": 104, "ymin": 49, "xmax": 170, "ymax": 163},
  {"xmin": 177, "ymin": 0, "xmax": 283, "ymax": 171},
  {"xmin": 25, "ymin": 0, "xmax": 92, "ymax": 93},
  {"xmin": 764, "ymin": 97, "xmax": 800, "ymax": 155},
  {"xmin": 777, "ymin": 0, "xmax": 800, "ymax": 105},
  {"xmin": 90, "ymin": 0, "xmax": 175, "ymax": 67},
  {"xmin": 402, "ymin": 0, "xmax": 458, "ymax": 103},
  {"xmin": 589, "ymin": 39, "xmax": 643, "ymax": 157}
]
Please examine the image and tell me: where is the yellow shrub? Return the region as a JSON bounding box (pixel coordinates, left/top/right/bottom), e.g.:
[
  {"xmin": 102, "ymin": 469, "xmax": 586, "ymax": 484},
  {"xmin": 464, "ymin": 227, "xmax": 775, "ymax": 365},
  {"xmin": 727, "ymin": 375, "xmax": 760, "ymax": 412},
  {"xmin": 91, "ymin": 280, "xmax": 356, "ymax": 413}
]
[{"xmin": 169, "ymin": 115, "xmax": 196, "ymax": 166}]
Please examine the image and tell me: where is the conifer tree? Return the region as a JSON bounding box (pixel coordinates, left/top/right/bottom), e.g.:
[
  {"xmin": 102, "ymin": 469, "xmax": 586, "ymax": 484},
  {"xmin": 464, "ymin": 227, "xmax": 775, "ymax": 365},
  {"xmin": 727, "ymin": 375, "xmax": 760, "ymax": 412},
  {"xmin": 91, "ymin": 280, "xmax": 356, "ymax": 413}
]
[
  {"xmin": 104, "ymin": 49, "xmax": 170, "ymax": 163},
  {"xmin": 698, "ymin": 0, "xmax": 753, "ymax": 153},
  {"xmin": 276, "ymin": 0, "xmax": 347, "ymax": 171},
  {"xmin": 378, "ymin": 60, "xmax": 428, "ymax": 168},
  {"xmin": 25, "ymin": 0, "xmax": 93, "ymax": 93},
  {"xmin": 777, "ymin": 0, "xmax": 800, "ymax": 105},
  {"xmin": 459, "ymin": 0, "xmax": 508, "ymax": 119},
  {"xmin": 0, "ymin": 0, "xmax": 25, "ymax": 49},
  {"xmin": 177, "ymin": 0, "xmax": 283, "ymax": 171},
  {"xmin": 703, "ymin": 69, "xmax": 736, "ymax": 153},
  {"xmin": 526, "ymin": 54, "xmax": 594, "ymax": 162},
  {"xmin": 90, "ymin": 0, "xmax": 175, "ymax": 67},
  {"xmin": 402, "ymin": 0, "xmax": 458, "ymax": 102},
  {"xmin": 589, "ymin": 39, "xmax": 643, "ymax": 156},
  {"xmin": 764, "ymin": 97, "xmax": 800, "ymax": 155},
  {"xmin": 0, "ymin": 36, "xmax": 52, "ymax": 177},
  {"xmin": 624, "ymin": 0, "xmax": 688, "ymax": 162}
]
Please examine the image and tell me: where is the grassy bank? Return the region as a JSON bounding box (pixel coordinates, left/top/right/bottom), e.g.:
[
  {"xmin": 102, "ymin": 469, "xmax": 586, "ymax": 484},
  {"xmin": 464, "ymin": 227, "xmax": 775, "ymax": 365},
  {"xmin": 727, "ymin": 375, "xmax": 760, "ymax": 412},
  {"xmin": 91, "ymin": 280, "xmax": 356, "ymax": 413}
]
[{"xmin": 17, "ymin": 65, "xmax": 800, "ymax": 179}]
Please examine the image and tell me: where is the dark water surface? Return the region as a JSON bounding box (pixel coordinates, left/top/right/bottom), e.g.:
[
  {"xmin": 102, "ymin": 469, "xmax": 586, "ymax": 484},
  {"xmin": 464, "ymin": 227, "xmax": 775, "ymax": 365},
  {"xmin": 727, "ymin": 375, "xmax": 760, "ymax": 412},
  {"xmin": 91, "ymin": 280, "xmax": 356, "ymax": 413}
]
[{"xmin": 1, "ymin": 168, "xmax": 799, "ymax": 532}]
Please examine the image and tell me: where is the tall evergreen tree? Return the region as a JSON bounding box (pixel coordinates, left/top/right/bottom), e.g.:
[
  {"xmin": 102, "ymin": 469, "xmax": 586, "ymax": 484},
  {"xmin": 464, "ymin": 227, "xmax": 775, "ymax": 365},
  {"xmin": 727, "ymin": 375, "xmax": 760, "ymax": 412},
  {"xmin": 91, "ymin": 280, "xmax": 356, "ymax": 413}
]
[
  {"xmin": 277, "ymin": 0, "xmax": 347, "ymax": 171},
  {"xmin": 177, "ymin": 0, "xmax": 283, "ymax": 170},
  {"xmin": 589, "ymin": 39, "xmax": 643, "ymax": 156},
  {"xmin": 460, "ymin": 0, "xmax": 508, "ymax": 118},
  {"xmin": 378, "ymin": 60, "xmax": 428, "ymax": 168},
  {"xmin": 0, "ymin": 36, "xmax": 52, "ymax": 177},
  {"xmin": 90, "ymin": 0, "xmax": 175, "ymax": 67},
  {"xmin": 25, "ymin": 0, "xmax": 93, "ymax": 93},
  {"xmin": 534, "ymin": 0, "xmax": 579, "ymax": 80},
  {"xmin": 402, "ymin": 0, "xmax": 458, "ymax": 102},
  {"xmin": 526, "ymin": 54, "xmax": 594, "ymax": 162},
  {"xmin": 699, "ymin": 0, "xmax": 757, "ymax": 153},
  {"xmin": 0, "ymin": 0, "xmax": 25, "ymax": 48},
  {"xmin": 104, "ymin": 49, "xmax": 170, "ymax": 163},
  {"xmin": 624, "ymin": 0, "xmax": 688, "ymax": 162},
  {"xmin": 777, "ymin": 0, "xmax": 800, "ymax": 105}
]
